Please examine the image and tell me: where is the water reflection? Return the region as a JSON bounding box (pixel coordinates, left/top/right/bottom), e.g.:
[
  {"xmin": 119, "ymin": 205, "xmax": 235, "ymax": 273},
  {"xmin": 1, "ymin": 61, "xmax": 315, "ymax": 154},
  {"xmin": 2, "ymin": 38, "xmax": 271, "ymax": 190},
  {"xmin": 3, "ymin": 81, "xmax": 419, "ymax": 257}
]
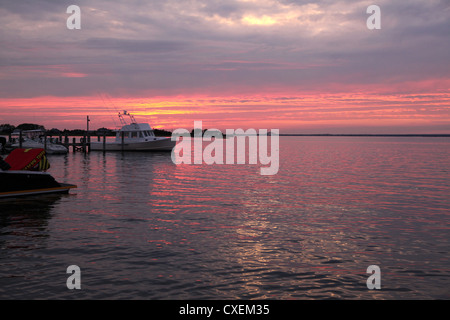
[
  {"xmin": 0, "ymin": 137, "xmax": 449, "ymax": 299},
  {"xmin": 0, "ymin": 194, "xmax": 64, "ymax": 251}
]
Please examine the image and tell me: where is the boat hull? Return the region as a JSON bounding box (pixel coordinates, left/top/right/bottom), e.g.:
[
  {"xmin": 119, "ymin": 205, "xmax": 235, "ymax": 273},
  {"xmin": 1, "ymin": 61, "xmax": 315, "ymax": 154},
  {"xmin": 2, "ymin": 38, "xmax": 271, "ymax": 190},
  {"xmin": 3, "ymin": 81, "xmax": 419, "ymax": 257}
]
[
  {"xmin": 90, "ymin": 137, "xmax": 175, "ymax": 151},
  {"xmin": 0, "ymin": 171, "xmax": 77, "ymax": 198}
]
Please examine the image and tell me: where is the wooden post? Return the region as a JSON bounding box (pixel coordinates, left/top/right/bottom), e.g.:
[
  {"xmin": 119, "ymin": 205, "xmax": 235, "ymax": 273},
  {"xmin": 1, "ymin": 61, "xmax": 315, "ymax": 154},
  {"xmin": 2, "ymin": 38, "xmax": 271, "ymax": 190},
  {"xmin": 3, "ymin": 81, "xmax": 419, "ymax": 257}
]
[
  {"xmin": 103, "ymin": 133, "xmax": 106, "ymax": 152},
  {"xmin": 86, "ymin": 116, "xmax": 90, "ymax": 153},
  {"xmin": 64, "ymin": 134, "xmax": 69, "ymax": 150},
  {"xmin": 72, "ymin": 137, "xmax": 76, "ymax": 152},
  {"xmin": 121, "ymin": 131, "xmax": 124, "ymax": 152}
]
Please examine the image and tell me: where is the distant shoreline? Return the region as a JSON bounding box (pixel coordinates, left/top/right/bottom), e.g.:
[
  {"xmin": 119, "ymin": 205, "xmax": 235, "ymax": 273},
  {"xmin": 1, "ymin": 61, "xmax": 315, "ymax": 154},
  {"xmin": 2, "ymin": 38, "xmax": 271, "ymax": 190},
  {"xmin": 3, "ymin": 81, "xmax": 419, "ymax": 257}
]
[
  {"xmin": 1, "ymin": 133, "xmax": 450, "ymax": 137},
  {"xmin": 278, "ymin": 134, "xmax": 450, "ymax": 137},
  {"xmin": 1, "ymin": 131, "xmax": 449, "ymax": 138}
]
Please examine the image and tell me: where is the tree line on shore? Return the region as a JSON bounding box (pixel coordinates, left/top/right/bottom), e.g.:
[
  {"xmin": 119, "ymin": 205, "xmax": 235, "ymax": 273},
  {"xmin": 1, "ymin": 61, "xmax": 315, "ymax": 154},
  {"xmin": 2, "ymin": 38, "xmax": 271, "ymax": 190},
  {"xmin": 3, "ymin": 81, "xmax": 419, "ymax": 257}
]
[
  {"xmin": 0, "ymin": 123, "xmax": 225, "ymax": 138},
  {"xmin": 0, "ymin": 123, "xmax": 173, "ymax": 137}
]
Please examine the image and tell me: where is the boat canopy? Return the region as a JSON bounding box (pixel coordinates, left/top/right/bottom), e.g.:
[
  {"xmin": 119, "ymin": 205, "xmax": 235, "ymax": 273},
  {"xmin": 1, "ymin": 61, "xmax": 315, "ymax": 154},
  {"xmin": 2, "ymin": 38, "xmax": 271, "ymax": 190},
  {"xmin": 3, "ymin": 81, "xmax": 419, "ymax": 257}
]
[
  {"xmin": 3, "ymin": 148, "xmax": 50, "ymax": 171},
  {"xmin": 119, "ymin": 123, "xmax": 152, "ymax": 132},
  {"xmin": 115, "ymin": 122, "xmax": 156, "ymax": 140}
]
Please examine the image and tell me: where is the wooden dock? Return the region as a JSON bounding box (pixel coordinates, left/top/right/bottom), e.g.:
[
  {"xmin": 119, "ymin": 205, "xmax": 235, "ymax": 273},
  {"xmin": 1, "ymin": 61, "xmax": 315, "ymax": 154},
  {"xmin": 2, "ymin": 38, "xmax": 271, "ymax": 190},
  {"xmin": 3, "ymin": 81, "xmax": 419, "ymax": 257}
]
[
  {"xmin": 66, "ymin": 136, "xmax": 90, "ymax": 153},
  {"xmin": 4, "ymin": 132, "xmax": 109, "ymax": 154},
  {"xmin": 0, "ymin": 117, "xmax": 113, "ymax": 154},
  {"xmin": 3, "ymin": 131, "xmax": 130, "ymax": 154},
  {"xmin": 55, "ymin": 134, "xmax": 112, "ymax": 153}
]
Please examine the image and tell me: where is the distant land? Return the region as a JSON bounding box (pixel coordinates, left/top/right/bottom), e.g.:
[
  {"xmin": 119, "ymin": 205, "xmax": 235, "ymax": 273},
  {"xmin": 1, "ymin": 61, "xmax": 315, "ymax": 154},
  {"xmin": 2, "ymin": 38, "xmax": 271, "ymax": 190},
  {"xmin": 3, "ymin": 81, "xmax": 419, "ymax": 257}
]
[
  {"xmin": 1, "ymin": 123, "xmax": 449, "ymax": 137},
  {"xmin": 0, "ymin": 123, "xmax": 172, "ymax": 137},
  {"xmin": 279, "ymin": 133, "xmax": 450, "ymax": 137}
]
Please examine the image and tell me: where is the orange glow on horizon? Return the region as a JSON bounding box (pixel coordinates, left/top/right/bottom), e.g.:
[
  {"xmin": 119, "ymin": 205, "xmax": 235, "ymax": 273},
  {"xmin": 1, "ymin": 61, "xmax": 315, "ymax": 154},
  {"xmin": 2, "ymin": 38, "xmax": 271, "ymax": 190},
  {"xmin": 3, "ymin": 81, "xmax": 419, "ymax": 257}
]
[{"xmin": 1, "ymin": 91, "xmax": 449, "ymax": 134}]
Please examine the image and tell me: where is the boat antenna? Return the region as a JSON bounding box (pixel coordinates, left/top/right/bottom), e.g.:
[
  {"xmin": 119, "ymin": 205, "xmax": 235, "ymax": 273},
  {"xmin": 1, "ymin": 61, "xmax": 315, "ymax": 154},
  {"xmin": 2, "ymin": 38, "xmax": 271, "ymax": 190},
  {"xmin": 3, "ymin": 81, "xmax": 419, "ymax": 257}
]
[
  {"xmin": 118, "ymin": 111, "xmax": 128, "ymax": 125},
  {"xmin": 118, "ymin": 110, "xmax": 137, "ymax": 125}
]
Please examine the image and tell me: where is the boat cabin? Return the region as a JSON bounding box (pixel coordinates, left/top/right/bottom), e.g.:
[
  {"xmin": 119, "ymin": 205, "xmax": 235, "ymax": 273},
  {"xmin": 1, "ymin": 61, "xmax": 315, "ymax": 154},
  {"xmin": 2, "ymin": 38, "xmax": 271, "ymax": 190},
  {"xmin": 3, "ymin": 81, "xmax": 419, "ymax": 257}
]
[{"xmin": 115, "ymin": 123, "xmax": 158, "ymax": 142}]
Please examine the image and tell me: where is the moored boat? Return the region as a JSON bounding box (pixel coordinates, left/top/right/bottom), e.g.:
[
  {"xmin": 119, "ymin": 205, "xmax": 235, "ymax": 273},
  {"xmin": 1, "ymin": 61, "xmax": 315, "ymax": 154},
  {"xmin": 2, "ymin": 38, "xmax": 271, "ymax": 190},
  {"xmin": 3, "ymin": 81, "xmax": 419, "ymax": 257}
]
[
  {"xmin": 0, "ymin": 148, "xmax": 76, "ymax": 198},
  {"xmin": 90, "ymin": 111, "xmax": 175, "ymax": 151},
  {"xmin": 10, "ymin": 129, "xmax": 68, "ymax": 154}
]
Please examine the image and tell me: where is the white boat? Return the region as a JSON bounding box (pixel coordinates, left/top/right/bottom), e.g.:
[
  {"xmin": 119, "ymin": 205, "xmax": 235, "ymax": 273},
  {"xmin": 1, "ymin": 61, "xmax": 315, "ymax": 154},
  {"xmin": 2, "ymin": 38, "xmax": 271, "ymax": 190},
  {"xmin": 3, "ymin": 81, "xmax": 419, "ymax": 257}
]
[
  {"xmin": 90, "ymin": 111, "xmax": 175, "ymax": 151},
  {"xmin": 11, "ymin": 129, "xmax": 68, "ymax": 154}
]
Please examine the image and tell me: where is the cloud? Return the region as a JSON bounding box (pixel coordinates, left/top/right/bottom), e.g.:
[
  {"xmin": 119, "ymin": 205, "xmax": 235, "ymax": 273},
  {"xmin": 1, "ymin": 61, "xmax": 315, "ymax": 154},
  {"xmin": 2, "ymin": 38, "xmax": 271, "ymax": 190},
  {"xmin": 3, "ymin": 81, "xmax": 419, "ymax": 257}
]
[
  {"xmin": 0, "ymin": 0, "xmax": 448, "ymax": 132},
  {"xmin": 83, "ymin": 38, "xmax": 187, "ymax": 54}
]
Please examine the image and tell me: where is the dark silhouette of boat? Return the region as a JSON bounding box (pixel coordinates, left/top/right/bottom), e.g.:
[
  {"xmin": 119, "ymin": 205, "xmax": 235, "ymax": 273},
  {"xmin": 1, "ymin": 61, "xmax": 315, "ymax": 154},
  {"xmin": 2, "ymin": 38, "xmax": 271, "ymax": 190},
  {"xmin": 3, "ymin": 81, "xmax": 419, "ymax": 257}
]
[{"xmin": 0, "ymin": 148, "xmax": 76, "ymax": 198}]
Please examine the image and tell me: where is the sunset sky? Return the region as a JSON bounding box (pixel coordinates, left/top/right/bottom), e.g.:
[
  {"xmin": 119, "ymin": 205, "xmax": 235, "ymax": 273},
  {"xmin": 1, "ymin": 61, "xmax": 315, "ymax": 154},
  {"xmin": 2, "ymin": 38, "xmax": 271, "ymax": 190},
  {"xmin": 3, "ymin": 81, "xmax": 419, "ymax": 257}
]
[{"xmin": 0, "ymin": 0, "xmax": 449, "ymax": 133}]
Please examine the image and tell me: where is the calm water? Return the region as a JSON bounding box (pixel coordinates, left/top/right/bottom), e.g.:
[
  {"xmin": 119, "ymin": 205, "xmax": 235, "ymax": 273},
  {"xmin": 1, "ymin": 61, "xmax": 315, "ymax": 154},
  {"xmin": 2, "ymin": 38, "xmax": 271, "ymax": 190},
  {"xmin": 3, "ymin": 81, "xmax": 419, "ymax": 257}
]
[{"xmin": 0, "ymin": 136, "xmax": 449, "ymax": 300}]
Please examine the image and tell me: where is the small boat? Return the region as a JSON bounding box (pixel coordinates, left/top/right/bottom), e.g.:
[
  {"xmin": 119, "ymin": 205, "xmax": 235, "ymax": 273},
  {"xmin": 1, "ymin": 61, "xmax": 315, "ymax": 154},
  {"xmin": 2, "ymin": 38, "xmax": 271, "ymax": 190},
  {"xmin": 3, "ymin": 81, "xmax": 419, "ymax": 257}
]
[
  {"xmin": 0, "ymin": 148, "xmax": 76, "ymax": 198},
  {"xmin": 11, "ymin": 129, "xmax": 68, "ymax": 154},
  {"xmin": 90, "ymin": 111, "xmax": 175, "ymax": 151}
]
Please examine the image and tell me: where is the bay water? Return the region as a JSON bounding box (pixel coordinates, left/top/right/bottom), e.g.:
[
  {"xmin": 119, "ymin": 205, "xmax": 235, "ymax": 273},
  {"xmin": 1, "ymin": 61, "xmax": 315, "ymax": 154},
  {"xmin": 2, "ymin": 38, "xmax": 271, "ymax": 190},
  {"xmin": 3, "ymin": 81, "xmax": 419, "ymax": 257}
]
[{"xmin": 1, "ymin": 136, "xmax": 449, "ymax": 299}]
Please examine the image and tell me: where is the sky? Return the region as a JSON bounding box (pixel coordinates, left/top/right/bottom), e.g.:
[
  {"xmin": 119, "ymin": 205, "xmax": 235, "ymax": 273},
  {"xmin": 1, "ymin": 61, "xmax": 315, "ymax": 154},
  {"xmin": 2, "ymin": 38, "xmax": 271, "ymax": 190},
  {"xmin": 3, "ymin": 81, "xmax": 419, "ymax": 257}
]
[{"xmin": 0, "ymin": 0, "xmax": 449, "ymax": 133}]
